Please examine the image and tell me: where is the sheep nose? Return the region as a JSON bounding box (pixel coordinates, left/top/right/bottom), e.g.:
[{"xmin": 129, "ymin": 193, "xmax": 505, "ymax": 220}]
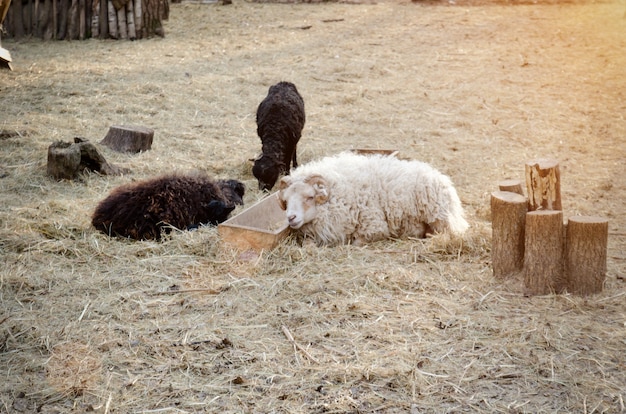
[{"xmin": 287, "ymin": 214, "xmax": 296, "ymax": 223}]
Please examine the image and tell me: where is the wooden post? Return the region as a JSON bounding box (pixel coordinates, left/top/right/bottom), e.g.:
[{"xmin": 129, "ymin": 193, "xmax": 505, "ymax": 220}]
[
  {"xmin": 91, "ymin": 0, "xmax": 99, "ymax": 37},
  {"xmin": 107, "ymin": 0, "xmax": 117, "ymax": 38},
  {"xmin": 565, "ymin": 216, "xmax": 609, "ymax": 296},
  {"xmin": 525, "ymin": 159, "xmax": 562, "ymax": 211},
  {"xmin": 100, "ymin": 125, "xmax": 153, "ymax": 153},
  {"xmin": 99, "ymin": 0, "xmax": 107, "ymax": 39},
  {"xmin": 125, "ymin": 0, "xmax": 135, "ymax": 40},
  {"xmin": 491, "ymin": 191, "xmax": 527, "ymax": 278},
  {"xmin": 498, "ymin": 179, "xmax": 524, "ymax": 196},
  {"xmin": 52, "ymin": 0, "xmax": 57, "ymax": 39},
  {"xmin": 68, "ymin": 0, "xmax": 77, "ymax": 39},
  {"xmin": 33, "ymin": 0, "xmax": 38, "ymax": 36},
  {"xmin": 78, "ymin": 0, "xmax": 85, "ymax": 39},
  {"xmin": 116, "ymin": 4, "xmax": 126, "ymax": 39},
  {"xmin": 38, "ymin": 0, "xmax": 50, "ymax": 39},
  {"xmin": 58, "ymin": 0, "xmax": 68, "ymax": 39},
  {"xmin": 133, "ymin": 0, "xmax": 141, "ymax": 38},
  {"xmin": 524, "ymin": 210, "xmax": 565, "ymax": 295},
  {"xmin": 10, "ymin": 0, "xmax": 25, "ymax": 39}
]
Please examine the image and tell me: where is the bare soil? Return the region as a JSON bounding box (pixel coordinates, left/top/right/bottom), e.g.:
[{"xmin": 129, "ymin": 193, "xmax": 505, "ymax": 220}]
[{"xmin": 1, "ymin": 0, "xmax": 625, "ymax": 412}]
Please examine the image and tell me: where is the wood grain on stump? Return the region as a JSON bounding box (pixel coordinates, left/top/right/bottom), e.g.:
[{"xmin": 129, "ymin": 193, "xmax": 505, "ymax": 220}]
[
  {"xmin": 491, "ymin": 191, "xmax": 528, "ymax": 278},
  {"xmin": 524, "ymin": 210, "xmax": 565, "ymax": 295},
  {"xmin": 498, "ymin": 179, "xmax": 524, "ymax": 196},
  {"xmin": 101, "ymin": 125, "xmax": 153, "ymax": 153},
  {"xmin": 525, "ymin": 159, "xmax": 562, "ymax": 211},
  {"xmin": 47, "ymin": 141, "xmax": 82, "ymax": 180},
  {"xmin": 565, "ymin": 216, "xmax": 608, "ymax": 296}
]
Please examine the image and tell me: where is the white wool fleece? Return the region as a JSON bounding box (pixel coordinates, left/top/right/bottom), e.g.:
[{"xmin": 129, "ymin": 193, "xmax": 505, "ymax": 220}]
[{"xmin": 278, "ymin": 151, "xmax": 469, "ymax": 246}]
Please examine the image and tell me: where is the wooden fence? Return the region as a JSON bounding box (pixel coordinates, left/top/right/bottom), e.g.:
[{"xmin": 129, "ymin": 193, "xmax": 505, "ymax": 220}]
[{"xmin": 1, "ymin": 0, "xmax": 168, "ymax": 39}]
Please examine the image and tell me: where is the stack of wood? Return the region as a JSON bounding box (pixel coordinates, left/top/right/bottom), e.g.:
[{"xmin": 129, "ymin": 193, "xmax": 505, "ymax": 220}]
[
  {"xmin": 491, "ymin": 159, "xmax": 609, "ymax": 296},
  {"xmin": 2, "ymin": 0, "xmax": 168, "ymax": 40}
]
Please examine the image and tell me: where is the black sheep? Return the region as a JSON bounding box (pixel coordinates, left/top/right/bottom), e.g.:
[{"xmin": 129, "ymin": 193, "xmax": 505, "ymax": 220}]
[
  {"xmin": 253, "ymin": 81, "xmax": 305, "ymax": 191},
  {"xmin": 92, "ymin": 173, "xmax": 245, "ymax": 240},
  {"xmin": 216, "ymin": 179, "xmax": 246, "ymax": 207}
]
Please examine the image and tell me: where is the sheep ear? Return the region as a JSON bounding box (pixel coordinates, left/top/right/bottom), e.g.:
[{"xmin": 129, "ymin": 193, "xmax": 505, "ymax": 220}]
[
  {"xmin": 306, "ymin": 175, "xmax": 330, "ymax": 204},
  {"xmin": 277, "ymin": 176, "xmax": 291, "ymax": 210},
  {"xmin": 278, "ymin": 176, "xmax": 292, "ymax": 190},
  {"xmin": 277, "ymin": 194, "xmax": 287, "ymax": 211}
]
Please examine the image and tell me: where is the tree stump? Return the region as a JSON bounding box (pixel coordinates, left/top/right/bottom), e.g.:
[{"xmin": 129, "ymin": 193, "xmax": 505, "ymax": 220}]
[
  {"xmin": 565, "ymin": 216, "xmax": 609, "ymax": 296},
  {"xmin": 491, "ymin": 191, "xmax": 528, "ymax": 278},
  {"xmin": 47, "ymin": 138, "xmax": 129, "ymax": 179},
  {"xmin": 524, "ymin": 210, "xmax": 565, "ymax": 295},
  {"xmin": 47, "ymin": 141, "xmax": 82, "ymax": 179},
  {"xmin": 525, "ymin": 159, "xmax": 562, "ymax": 211},
  {"xmin": 498, "ymin": 179, "xmax": 524, "ymax": 196},
  {"xmin": 100, "ymin": 125, "xmax": 153, "ymax": 153}
]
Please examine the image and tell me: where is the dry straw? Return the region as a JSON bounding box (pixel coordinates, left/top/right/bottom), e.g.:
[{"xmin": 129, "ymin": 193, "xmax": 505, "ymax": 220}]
[{"xmin": 1, "ymin": 0, "xmax": 625, "ymax": 412}]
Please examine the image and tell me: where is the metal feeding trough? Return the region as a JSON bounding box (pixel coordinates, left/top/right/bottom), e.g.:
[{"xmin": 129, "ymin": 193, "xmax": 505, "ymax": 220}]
[{"xmin": 218, "ymin": 193, "xmax": 290, "ymax": 251}]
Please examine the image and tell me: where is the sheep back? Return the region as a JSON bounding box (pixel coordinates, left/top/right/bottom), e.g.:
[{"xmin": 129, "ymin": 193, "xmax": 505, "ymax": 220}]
[
  {"xmin": 254, "ymin": 81, "xmax": 305, "ymax": 191},
  {"xmin": 92, "ymin": 173, "xmax": 244, "ymax": 240},
  {"xmin": 280, "ymin": 152, "xmax": 468, "ymax": 246}
]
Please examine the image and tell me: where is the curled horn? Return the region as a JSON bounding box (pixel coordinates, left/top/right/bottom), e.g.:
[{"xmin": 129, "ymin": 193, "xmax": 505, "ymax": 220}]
[{"xmin": 305, "ymin": 175, "xmax": 330, "ymax": 204}]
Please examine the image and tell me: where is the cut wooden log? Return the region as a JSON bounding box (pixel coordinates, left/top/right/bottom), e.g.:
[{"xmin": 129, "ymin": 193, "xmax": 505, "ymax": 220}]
[
  {"xmin": 141, "ymin": 0, "xmax": 167, "ymax": 38},
  {"xmin": 90, "ymin": 0, "xmax": 98, "ymax": 37},
  {"xmin": 498, "ymin": 179, "xmax": 524, "ymax": 196},
  {"xmin": 111, "ymin": 0, "xmax": 128, "ymax": 11},
  {"xmin": 107, "ymin": 0, "xmax": 117, "ymax": 38},
  {"xmin": 525, "ymin": 159, "xmax": 562, "ymax": 211},
  {"xmin": 52, "ymin": 0, "xmax": 57, "ymax": 39},
  {"xmin": 98, "ymin": 0, "xmax": 107, "ymax": 38},
  {"xmin": 116, "ymin": 3, "xmax": 126, "ymax": 39},
  {"xmin": 125, "ymin": 0, "xmax": 135, "ymax": 39},
  {"xmin": 9, "ymin": 0, "xmax": 25, "ymax": 39},
  {"xmin": 524, "ymin": 210, "xmax": 565, "ymax": 295},
  {"xmin": 491, "ymin": 191, "xmax": 528, "ymax": 278},
  {"xmin": 58, "ymin": 0, "xmax": 68, "ymax": 39},
  {"xmin": 78, "ymin": 0, "xmax": 85, "ymax": 39},
  {"xmin": 565, "ymin": 216, "xmax": 609, "ymax": 296},
  {"xmin": 47, "ymin": 141, "xmax": 82, "ymax": 180},
  {"xmin": 68, "ymin": 0, "xmax": 78, "ymax": 39},
  {"xmin": 100, "ymin": 125, "xmax": 153, "ymax": 153},
  {"xmin": 133, "ymin": 0, "xmax": 141, "ymax": 38}
]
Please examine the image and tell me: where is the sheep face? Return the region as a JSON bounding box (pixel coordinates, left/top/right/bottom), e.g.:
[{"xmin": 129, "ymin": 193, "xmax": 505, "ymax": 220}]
[
  {"xmin": 218, "ymin": 179, "xmax": 246, "ymax": 206},
  {"xmin": 278, "ymin": 175, "xmax": 329, "ymax": 229},
  {"xmin": 253, "ymin": 155, "xmax": 284, "ymax": 191},
  {"xmin": 204, "ymin": 200, "xmax": 237, "ymax": 225}
]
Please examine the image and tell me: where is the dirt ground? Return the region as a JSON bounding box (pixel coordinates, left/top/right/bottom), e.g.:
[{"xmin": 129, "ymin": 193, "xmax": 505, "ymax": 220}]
[{"xmin": 1, "ymin": 0, "xmax": 625, "ymax": 412}]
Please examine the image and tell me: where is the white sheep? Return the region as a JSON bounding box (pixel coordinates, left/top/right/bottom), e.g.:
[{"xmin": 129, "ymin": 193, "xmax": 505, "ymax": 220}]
[{"xmin": 277, "ymin": 152, "xmax": 469, "ymax": 246}]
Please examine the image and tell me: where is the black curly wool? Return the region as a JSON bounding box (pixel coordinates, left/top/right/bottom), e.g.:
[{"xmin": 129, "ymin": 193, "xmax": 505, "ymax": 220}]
[
  {"xmin": 253, "ymin": 81, "xmax": 305, "ymax": 191},
  {"xmin": 92, "ymin": 173, "xmax": 245, "ymax": 240}
]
